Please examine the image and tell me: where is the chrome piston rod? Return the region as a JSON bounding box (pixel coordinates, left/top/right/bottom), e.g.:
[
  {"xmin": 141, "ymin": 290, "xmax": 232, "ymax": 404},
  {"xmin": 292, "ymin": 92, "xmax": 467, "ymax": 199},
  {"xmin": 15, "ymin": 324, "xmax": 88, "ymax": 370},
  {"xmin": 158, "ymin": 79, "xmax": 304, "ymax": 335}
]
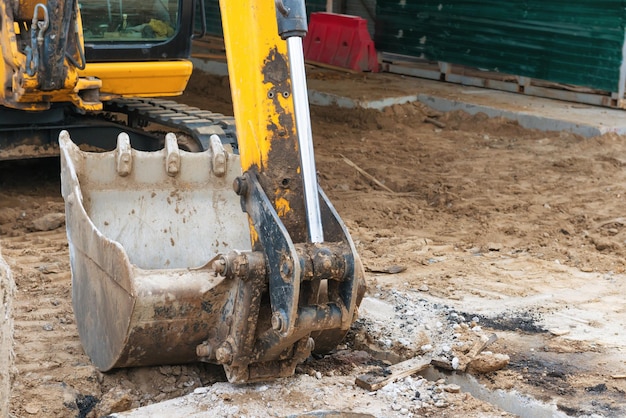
[
  {"xmin": 276, "ymin": 0, "xmax": 324, "ymax": 243},
  {"xmin": 286, "ymin": 36, "xmax": 324, "ymax": 243}
]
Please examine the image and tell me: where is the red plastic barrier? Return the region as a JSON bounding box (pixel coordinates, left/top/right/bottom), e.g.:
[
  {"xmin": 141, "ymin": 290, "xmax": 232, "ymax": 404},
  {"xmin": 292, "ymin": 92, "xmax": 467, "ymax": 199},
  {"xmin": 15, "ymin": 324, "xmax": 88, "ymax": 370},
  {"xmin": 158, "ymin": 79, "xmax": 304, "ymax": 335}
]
[{"xmin": 304, "ymin": 12, "xmax": 379, "ymax": 72}]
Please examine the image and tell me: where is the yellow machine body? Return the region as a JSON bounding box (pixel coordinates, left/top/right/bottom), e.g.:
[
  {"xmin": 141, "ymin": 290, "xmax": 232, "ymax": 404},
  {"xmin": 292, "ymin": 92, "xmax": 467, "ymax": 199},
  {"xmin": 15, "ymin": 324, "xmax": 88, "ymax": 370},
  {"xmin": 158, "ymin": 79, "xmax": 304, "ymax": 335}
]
[{"xmin": 78, "ymin": 61, "xmax": 193, "ymax": 99}]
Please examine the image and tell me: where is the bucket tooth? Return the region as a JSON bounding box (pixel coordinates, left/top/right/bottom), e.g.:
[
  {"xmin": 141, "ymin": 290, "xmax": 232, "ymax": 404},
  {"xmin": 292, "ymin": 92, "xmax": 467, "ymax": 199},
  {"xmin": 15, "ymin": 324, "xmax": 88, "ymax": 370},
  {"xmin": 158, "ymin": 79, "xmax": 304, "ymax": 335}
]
[
  {"xmin": 116, "ymin": 133, "xmax": 132, "ymax": 177},
  {"xmin": 164, "ymin": 133, "xmax": 181, "ymax": 176},
  {"xmin": 209, "ymin": 134, "xmax": 227, "ymax": 177}
]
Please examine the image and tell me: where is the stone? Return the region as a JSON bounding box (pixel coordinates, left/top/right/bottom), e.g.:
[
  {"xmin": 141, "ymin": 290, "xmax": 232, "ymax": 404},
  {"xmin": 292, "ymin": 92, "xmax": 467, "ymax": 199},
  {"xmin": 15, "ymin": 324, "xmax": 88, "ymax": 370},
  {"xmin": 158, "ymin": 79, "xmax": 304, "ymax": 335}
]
[
  {"xmin": 0, "ymin": 208, "xmax": 19, "ymax": 225},
  {"xmin": 194, "ymin": 387, "xmax": 209, "ymax": 394},
  {"xmin": 96, "ymin": 388, "xmax": 133, "ymax": 415},
  {"xmin": 468, "ymin": 353, "xmax": 510, "ymax": 374},
  {"xmin": 443, "ymin": 384, "xmax": 461, "ymax": 393},
  {"xmin": 23, "ymin": 403, "xmax": 40, "ymax": 415},
  {"xmin": 451, "ymin": 357, "xmax": 460, "ymax": 370},
  {"xmin": 420, "ymin": 344, "xmax": 433, "ymax": 352},
  {"xmin": 29, "ymin": 213, "xmax": 65, "ymax": 231}
]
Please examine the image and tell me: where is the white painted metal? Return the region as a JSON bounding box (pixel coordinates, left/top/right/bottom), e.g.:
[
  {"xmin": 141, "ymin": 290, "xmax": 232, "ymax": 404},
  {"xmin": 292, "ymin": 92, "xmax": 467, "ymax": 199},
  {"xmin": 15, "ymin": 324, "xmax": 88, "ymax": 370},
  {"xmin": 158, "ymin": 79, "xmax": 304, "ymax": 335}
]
[{"xmin": 60, "ymin": 130, "xmax": 251, "ymax": 270}]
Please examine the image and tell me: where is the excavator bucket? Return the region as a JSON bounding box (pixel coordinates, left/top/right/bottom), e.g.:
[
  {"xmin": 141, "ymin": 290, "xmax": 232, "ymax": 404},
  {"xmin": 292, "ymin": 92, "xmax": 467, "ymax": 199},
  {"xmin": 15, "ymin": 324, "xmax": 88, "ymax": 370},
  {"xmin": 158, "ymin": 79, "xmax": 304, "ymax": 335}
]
[
  {"xmin": 59, "ymin": 130, "xmax": 252, "ymax": 371},
  {"xmin": 60, "ymin": 129, "xmax": 365, "ymax": 383}
]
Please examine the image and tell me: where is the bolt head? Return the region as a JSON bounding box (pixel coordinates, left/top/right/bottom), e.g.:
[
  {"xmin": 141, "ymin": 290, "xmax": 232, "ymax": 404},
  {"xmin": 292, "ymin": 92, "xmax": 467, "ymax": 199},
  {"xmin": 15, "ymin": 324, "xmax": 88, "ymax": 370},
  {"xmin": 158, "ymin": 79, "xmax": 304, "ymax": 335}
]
[
  {"xmin": 306, "ymin": 337, "xmax": 315, "ymax": 352},
  {"xmin": 271, "ymin": 311, "xmax": 287, "ymax": 333},
  {"xmin": 212, "ymin": 258, "xmax": 226, "ymax": 275},
  {"xmin": 196, "ymin": 342, "xmax": 213, "ymax": 358},
  {"xmin": 233, "ymin": 176, "xmax": 247, "ymax": 195}
]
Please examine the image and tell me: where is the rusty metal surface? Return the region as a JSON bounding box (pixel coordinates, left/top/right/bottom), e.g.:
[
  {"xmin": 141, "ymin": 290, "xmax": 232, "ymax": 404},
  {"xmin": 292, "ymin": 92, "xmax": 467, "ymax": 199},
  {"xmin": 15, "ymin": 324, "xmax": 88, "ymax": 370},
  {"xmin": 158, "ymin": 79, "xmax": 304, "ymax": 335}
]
[
  {"xmin": 211, "ymin": 0, "xmax": 364, "ymax": 380},
  {"xmin": 12, "ymin": 0, "xmax": 41, "ymax": 19},
  {"xmin": 60, "ymin": 132, "xmax": 366, "ymax": 380},
  {"xmin": 226, "ymin": 171, "xmax": 365, "ymax": 381},
  {"xmin": 114, "ymin": 269, "xmax": 235, "ymax": 368},
  {"xmin": 60, "ymin": 127, "xmax": 356, "ymax": 379},
  {"xmin": 309, "ymin": 188, "xmax": 367, "ymax": 353},
  {"xmin": 260, "ymin": 47, "xmax": 308, "ymax": 244}
]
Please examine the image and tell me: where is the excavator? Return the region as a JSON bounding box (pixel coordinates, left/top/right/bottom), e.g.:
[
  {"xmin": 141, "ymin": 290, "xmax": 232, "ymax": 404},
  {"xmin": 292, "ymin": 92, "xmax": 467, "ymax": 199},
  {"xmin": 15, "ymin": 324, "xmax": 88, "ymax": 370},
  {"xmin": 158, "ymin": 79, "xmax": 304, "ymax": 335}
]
[{"xmin": 1, "ymin": 0, "xmax": 366, "ymax": 383}]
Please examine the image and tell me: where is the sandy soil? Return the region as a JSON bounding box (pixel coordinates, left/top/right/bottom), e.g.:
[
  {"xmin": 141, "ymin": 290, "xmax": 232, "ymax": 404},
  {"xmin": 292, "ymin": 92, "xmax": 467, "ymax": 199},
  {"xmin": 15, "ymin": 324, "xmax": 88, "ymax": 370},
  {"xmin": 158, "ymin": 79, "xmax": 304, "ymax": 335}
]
[{"xmin": 2, "ymin": 69, "xmax": 626, "ymax": 417}]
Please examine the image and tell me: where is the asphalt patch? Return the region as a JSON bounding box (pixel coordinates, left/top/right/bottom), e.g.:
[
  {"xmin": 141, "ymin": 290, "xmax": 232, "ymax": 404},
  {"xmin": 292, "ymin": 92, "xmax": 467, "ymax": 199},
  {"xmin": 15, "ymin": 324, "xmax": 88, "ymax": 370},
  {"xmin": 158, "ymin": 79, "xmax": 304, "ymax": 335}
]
[{"xmin": 465, "ymin": 311, "xmax": 547, "ymax": 333}]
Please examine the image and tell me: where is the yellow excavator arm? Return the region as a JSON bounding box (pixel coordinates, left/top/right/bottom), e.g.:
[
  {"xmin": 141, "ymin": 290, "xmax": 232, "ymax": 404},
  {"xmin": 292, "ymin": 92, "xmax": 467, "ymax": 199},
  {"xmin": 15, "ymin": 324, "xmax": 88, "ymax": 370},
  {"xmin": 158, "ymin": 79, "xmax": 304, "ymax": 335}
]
[{"xmin": 212, "ymin": 0, "xmax": 366, "ymax": 381}]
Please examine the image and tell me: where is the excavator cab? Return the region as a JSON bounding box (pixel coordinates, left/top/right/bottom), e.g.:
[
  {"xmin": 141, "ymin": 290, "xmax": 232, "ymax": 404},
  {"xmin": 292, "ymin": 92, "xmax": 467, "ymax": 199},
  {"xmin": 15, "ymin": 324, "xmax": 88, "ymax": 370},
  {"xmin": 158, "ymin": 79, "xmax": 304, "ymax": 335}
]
[
  {"xmin": 5, "ymin": 0, "xmax": 198, "ymax": 82},
  {"xmin": 79, "ymin": 0, "xmax": 199, "ymax": 62},
  {"xmin": 80, "ymin": 0, "xmax": 177, "ymax": 41}
]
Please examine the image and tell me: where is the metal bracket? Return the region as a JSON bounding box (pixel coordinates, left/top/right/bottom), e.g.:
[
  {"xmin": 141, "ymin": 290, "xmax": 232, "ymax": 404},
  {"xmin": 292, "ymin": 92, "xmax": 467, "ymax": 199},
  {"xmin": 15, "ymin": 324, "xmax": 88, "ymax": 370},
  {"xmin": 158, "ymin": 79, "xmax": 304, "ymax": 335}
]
[
  {"xmin": 235, "ymin": 170, "xmax": 364, "ymax": 343},
  {"xmin": 216, "ymin": 170, "xmax": 365, "ymax": 382},
  {"xmin": 235, "ymin": 171, "xmax": 302, "ymax": 338}
]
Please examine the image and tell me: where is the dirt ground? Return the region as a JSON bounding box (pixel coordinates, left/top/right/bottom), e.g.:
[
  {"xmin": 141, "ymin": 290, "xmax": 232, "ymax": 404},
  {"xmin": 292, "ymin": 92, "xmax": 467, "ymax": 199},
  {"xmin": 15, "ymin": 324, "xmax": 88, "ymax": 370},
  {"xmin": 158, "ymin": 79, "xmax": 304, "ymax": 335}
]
[{"xmin": 2, "ymin": 68, "xmax": 626, "ymax": 417}]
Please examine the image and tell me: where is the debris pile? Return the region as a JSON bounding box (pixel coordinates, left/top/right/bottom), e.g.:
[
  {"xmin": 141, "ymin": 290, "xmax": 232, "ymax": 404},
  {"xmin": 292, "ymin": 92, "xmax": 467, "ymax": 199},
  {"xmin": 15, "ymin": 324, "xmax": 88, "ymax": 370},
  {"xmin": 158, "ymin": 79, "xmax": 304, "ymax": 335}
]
[{"xmin": 353, "ymin": 285, "xmax": 509, "ymax": 377}]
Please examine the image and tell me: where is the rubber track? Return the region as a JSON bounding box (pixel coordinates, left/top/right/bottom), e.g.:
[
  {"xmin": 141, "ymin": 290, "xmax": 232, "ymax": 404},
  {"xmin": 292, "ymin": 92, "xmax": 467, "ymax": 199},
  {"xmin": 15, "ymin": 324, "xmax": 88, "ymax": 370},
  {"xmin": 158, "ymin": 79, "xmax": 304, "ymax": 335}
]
[{"xmin": 104, "ymin": 98, "xmax": 238, "ymax": 151}]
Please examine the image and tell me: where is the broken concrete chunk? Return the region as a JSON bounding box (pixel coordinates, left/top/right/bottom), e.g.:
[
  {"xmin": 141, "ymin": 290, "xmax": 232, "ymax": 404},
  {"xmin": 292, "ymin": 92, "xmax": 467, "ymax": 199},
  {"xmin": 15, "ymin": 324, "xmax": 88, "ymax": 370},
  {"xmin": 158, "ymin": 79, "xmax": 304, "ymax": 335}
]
[
  {"xmin": 467, "ymin": 352, "xmax": 510, "ymax": 374},
  {"xmin": 29, "ymin": 213, "xmax": 65, "ymax": 231},
  {"xmin": 96, "ymin": 387, "xmax": 133, "ymax": 415},
  {"xmin": 443, "ymin": 384, "xmax": 461, "ymax": 393},
  {"xmin": 548, "ymin": 328, "xmax": 570, "ymax": 336},
  {"xmin": 432, "ymin": 356, "xmax": 457, "ymax": 371},
  {"xmin": 356, "ymin": 356, "xmax": 431, "ymax": 391}
]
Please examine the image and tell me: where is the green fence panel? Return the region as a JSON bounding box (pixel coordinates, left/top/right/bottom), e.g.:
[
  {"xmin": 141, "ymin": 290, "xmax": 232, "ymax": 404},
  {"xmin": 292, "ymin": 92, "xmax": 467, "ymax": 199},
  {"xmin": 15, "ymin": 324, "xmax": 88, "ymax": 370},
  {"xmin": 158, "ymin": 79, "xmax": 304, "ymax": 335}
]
[
  {"xmin": 204, "ymin": 0, "xmax": 223, "ymax": 36},
  {"xmin": 375, "ymin": 0, "xmax": 626, "ymax": 92},
  {"xmin": 306, "ymin": 0, "xmax": 328, "ymax": 15}
]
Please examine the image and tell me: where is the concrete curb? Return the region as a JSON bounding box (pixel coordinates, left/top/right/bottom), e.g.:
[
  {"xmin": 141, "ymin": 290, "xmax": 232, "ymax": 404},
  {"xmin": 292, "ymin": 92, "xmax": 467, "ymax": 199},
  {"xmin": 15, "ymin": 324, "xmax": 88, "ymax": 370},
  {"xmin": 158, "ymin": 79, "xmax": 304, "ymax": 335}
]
[
  {"xmin": 307, "ymin": 89, "xmax": 625, "ymax": 138},
  {"xmin": 191, "ymin": 58, "xmax": 626, "ymax": 138}
]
